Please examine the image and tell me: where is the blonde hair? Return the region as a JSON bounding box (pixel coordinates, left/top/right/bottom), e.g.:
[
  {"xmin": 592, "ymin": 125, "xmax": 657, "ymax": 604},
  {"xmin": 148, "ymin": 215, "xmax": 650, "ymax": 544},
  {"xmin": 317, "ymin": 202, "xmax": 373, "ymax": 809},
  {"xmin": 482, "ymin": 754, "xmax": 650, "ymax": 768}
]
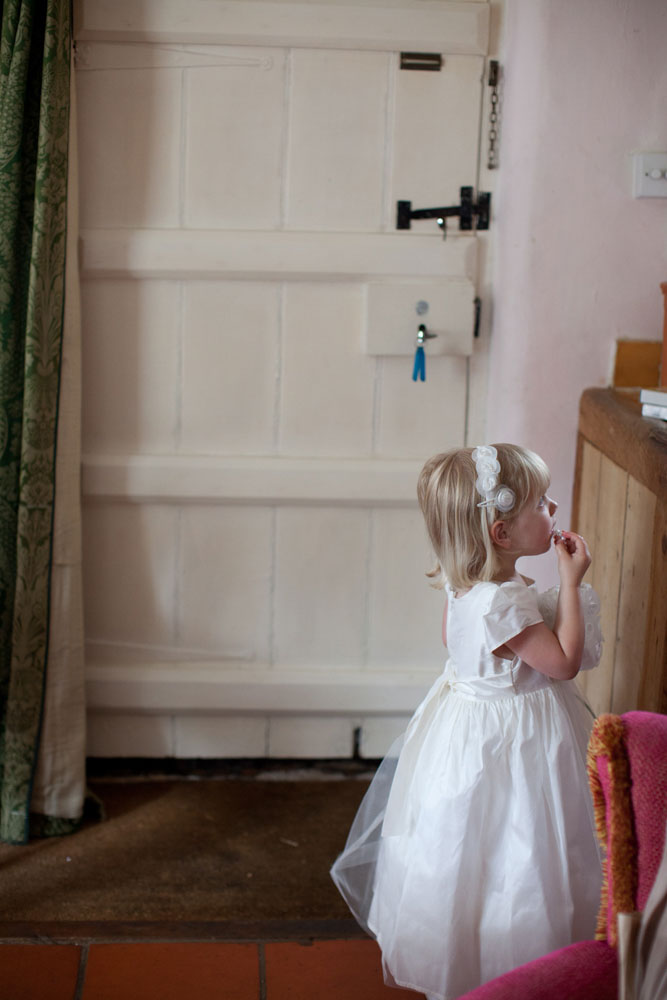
[{"xmin": 417, "ymin": 444, "xmax": 550, "ymax": 592}]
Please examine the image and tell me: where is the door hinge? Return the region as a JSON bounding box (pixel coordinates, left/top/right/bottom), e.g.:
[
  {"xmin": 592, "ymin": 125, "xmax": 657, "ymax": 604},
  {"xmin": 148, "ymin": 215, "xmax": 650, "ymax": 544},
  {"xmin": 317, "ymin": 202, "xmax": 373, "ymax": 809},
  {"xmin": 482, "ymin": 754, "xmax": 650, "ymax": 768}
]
[{"xmin": 474, "ymin": 297, "xmax": 482, "ymax": 338}]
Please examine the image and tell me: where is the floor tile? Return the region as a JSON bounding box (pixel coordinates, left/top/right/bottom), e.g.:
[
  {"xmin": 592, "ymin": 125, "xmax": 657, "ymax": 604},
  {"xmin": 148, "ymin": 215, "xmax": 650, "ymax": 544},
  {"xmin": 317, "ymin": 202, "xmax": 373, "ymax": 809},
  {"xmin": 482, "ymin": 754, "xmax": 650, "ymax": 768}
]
[
  {"xmin": 82, "ymin": 942, "xmax": 259, "ymax": 1000},
  {"xmin": 265, "ymin": 939, "xmax": 426, "ymax": 999},
  {"xmin": 0, "ymin": 944, "xmax": 81, "ymax": 1000}
]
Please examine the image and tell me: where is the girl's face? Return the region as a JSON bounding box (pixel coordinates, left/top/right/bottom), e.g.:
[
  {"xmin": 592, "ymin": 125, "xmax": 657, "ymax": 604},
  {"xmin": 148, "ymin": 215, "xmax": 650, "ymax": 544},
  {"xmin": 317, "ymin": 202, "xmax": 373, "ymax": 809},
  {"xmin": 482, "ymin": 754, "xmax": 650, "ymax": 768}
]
[{"xmin": 506, "ymin": 491, "xmax": 558, "ymax": 556}]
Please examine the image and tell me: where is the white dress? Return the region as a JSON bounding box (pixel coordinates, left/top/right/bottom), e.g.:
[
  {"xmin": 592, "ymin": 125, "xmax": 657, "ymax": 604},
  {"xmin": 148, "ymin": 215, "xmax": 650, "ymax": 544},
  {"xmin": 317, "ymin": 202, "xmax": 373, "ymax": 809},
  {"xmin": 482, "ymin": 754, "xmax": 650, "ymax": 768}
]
[{"xmin": 331, "ymin": 579, "xmax": 603, "ymax": 1000}]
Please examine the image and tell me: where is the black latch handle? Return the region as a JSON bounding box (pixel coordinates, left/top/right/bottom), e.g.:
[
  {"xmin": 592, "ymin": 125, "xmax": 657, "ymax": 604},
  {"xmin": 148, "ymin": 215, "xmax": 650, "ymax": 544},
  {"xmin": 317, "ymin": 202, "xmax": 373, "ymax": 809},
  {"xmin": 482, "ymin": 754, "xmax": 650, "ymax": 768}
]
[{"xmin": 397, "ymin": 186, "xmax": 491, "ymax": 238}]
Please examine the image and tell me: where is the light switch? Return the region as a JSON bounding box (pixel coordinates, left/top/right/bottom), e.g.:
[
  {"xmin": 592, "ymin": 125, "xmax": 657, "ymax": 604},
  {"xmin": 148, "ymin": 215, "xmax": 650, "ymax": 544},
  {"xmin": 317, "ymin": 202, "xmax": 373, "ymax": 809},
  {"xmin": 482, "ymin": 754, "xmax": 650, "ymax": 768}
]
[{"xmin": 632, "ymin": 152, "xmax": 667, "ymax": 198}]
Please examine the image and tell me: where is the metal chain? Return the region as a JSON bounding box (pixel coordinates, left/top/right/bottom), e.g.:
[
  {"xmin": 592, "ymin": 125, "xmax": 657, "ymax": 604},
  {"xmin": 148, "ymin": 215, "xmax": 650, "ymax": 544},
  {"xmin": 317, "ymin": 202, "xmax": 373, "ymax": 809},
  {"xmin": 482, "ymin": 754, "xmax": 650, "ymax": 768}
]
[{"xmin": 487, "ymin": 61, "xmax": 500, "ymax": 170}]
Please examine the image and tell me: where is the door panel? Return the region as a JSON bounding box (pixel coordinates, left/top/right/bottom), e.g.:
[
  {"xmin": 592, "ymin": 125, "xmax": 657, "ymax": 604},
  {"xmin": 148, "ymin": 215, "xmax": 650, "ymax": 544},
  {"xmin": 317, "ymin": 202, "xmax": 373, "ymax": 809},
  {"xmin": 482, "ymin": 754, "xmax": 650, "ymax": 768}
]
[
  {"xmin": 75, "ymin": 0, "xmax": 491, "ymax": 757},
  {"xmin": 81, "ymin": 280, "xmax": 180, "ymax": 453},
  {"xmin": 392, "ymin": 54, "xmax": 484, "ymax": 213},
  {"xmin": 273, "ymin": 508, "xmax": 371, "ymax": 668},
  {"xmin": 287, "ymin": 49, "xmax": 389, "ymax": 230},
  {"xmin": 77, "ymin": 66, "xmax": 182, "ymax": 227},
  {"xmin": 377, "ymin": 355, "xmax": 469, "ymax": 457},
  {"xmin": 280, "ymin": 283, "xmax": 376, "ymax": 456},
  {"xmin": 185, "ymin": 51, "xmax": 287, "ymax": 229},
  {"xmin": 181, "ymin": 282, "xmax": 281, "ymax": 454}
]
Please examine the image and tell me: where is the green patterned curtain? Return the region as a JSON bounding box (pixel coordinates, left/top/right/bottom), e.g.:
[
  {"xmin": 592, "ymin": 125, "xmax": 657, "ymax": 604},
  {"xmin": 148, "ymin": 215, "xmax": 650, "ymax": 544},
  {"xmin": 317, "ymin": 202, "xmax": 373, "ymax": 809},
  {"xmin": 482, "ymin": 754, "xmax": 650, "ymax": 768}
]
[{"xmin": 0, "ymin": 0, "xmax": 72, "ymax": 844}]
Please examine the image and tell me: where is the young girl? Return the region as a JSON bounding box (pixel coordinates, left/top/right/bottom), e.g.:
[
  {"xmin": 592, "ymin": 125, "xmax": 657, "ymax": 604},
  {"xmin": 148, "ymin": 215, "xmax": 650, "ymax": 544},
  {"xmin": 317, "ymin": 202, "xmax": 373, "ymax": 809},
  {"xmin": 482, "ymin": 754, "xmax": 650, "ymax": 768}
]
[{"xmin": 331, "ymin": 444, "xmax": 603, "ymax": 1000}]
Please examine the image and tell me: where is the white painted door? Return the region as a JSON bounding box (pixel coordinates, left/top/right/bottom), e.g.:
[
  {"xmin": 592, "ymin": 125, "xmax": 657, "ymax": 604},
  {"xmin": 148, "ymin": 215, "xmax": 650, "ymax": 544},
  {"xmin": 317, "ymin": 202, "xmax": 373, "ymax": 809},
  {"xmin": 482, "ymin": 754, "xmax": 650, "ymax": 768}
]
[{"xmin": 76, "ymin": 0, "xmax": 493, "ymax": 759}]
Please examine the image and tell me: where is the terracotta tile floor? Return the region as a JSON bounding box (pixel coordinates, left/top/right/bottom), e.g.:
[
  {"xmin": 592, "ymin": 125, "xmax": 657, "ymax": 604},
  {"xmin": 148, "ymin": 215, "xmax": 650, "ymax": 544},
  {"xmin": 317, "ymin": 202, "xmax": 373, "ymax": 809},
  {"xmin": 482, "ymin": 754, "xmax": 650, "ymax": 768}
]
[{"xmin": 0, "ymin": 936, "xmax": 427, "ymax": 999}]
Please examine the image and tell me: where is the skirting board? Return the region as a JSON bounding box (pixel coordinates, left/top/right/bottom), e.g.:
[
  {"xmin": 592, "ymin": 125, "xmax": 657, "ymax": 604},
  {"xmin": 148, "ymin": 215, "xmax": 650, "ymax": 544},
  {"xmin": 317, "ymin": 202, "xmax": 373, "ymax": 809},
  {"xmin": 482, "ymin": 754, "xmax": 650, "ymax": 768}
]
[
  {"xmin": 85, "ymin": 666, "xmax": 437, "ymax": 757},
  {"xmin": 87, "ymin": 709, "xmax": 410, "ymax": 759}
]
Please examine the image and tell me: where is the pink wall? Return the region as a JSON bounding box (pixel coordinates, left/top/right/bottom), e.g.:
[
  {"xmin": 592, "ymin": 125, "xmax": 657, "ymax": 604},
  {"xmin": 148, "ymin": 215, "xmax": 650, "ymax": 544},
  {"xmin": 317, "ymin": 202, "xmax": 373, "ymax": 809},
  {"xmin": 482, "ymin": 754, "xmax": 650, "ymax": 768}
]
[{"xmin": 490, "ymin": 0, "xmax": 667, "ymax": 585}]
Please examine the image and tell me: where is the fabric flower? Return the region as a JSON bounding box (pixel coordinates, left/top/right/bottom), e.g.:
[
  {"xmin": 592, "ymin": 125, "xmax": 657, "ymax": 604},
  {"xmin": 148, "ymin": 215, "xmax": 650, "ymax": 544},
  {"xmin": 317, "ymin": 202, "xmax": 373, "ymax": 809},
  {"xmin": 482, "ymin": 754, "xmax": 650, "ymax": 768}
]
[{"xmin": 472, "ymin": 446, "xmax": 516, "ymax": 513}]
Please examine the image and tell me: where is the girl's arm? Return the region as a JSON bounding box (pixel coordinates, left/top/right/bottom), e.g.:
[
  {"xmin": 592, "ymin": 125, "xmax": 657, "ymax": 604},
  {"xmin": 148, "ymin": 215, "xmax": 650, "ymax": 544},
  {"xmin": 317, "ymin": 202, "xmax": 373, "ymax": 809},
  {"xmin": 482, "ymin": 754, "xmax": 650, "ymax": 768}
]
[
  {"xmin": 500, "ymin": 531, "xmax": 591, "ymax": 680},
  {"xmin": 442, "ymin": 593, "xmax": 448, "ymax": 647}
]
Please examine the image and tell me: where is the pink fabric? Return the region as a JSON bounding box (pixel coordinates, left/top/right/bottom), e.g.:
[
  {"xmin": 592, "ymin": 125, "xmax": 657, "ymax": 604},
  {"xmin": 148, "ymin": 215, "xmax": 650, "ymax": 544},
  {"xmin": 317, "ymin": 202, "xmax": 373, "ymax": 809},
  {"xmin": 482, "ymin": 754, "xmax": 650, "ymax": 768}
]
[
  {"xmin": 458, "ymin": 941, "xmax": 617, "ymax": 999},
  {"xmin": 459, "ymin": 712, "xmax": 666, "ymax": 999},
  {"xmin": 622, "ymin": 711, "xmax": 667, "ymax": 910},
  {"xmin": 595, "ymin": 711, "xmax": 667, "ymax": 942}
]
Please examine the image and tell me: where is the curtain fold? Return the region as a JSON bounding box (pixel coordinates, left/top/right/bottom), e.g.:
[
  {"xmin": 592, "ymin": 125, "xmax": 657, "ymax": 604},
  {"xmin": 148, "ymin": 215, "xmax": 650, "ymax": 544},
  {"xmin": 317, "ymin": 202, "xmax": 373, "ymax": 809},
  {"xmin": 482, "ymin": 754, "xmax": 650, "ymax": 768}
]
[
  {"xmin": 0, "ymin": 0, "xmax": 80, "ymax": 844},
  {"xmin": 30, "ymin": 46, "xmax": 84, "ymax": 836}
]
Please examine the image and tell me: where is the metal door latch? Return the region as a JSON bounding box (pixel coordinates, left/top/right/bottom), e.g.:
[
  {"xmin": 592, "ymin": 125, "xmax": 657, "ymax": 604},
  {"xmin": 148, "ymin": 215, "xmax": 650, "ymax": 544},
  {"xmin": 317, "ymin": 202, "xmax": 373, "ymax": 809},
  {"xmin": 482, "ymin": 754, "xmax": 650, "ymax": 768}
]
[
  {"xmin": 396, "ymin": 186, "xmax": 491, "ymax": 238},
  {"xmin": 400, "ymin": 52, "xmax": 442, "ymax": 71}
]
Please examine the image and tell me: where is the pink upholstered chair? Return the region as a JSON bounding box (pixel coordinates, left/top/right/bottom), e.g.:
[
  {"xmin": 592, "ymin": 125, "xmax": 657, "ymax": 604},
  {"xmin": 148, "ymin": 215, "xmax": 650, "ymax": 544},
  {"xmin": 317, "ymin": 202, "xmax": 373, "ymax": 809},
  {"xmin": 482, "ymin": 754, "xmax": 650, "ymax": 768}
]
[{"xmin": 458, "ymin": 711, "xmax": 667, "ymax": 1000}]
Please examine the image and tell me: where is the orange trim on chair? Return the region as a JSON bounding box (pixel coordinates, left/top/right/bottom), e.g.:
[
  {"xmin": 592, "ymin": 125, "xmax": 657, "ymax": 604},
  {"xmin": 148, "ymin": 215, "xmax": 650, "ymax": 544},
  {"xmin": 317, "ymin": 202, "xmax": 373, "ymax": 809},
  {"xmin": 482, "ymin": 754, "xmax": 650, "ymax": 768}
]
[{"xmin": 586, "ymin": 714, "xmax": 638, "ymax": 947}]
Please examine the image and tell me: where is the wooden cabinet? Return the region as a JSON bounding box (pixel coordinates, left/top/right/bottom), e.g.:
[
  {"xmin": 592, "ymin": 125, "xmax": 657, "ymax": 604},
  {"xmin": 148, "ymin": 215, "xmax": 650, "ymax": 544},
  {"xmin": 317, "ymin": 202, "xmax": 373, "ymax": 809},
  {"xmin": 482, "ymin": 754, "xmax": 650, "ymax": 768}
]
[{"xmin": 572, "ymin": 389, "xmax": 667, "ymax": 716}]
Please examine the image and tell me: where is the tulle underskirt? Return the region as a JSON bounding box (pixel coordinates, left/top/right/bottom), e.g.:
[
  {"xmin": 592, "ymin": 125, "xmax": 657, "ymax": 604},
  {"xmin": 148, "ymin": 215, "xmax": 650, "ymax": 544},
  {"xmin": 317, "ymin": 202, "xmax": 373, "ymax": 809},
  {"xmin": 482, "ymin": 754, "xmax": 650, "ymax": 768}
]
[{"xmin": 330, "ymin": 680, "xmax": 602, "ymax": 1000}]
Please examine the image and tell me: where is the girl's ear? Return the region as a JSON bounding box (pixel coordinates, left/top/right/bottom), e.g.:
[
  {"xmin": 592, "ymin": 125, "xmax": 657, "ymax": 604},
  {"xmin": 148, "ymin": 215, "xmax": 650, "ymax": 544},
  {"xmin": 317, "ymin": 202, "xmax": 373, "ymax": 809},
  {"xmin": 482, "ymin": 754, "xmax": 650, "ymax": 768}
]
[{"xmin": 490, "ymin": 520, "xmax": 511, "ymax": 548}]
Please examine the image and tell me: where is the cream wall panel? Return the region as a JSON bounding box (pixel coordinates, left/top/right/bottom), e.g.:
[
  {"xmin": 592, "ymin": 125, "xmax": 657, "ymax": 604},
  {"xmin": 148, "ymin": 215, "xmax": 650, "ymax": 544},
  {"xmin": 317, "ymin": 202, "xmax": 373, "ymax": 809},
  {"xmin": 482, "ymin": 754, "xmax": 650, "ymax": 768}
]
[
  {"xmin": 268, "ymin": 717, "xmax": 355, "ymax": 758},
  {"xmin": 75, "ymin": 41, "xmax": 276, "ymax": 71},
  {"xmin": 77, "ymin": 68, "xmax": 182, "ymax": 228},
  {"xmin": 74, "ymin": 1, "xmax": 490, "ymax": 55},
  {"xmin": 181, "ymin": 282, "xmax": 280, "ymax": 454},
  {"xmin": 368, "ymin": 509, "xmax": 446, "ymax": 668},
  {"xmin": 174, "ymin": 716, "xmax": 268, "ymax": 757},
  {"xmin": 86, "ymin": 666, "xmax": 435, "ymax": 714},
  {"xmin": 286, "ymin": 50, "xmax": 387, "ymax": 231},
  {"xmin": 274, "ymin": 508, "xmax": 369, "ymax": 668},
  {"xmin": 80, "ymin": 229, "xmax": 477, "ymax": 281},
  {"xmin": 86, "ymin": 713, "xmax": 173, "ymax": 757},
  {"xmin": 392, "ymin": 55, "xmax": 483, "ymax": 213},
  {"xmin": 280, "ymin": 284, "xmax": 375, "ymax": 456},
  {"xmin": 179, "ymin": 506, "xmax": 273, "ymax": 663},
  {"xmin": 376, "ymin": 356, "xmax": 468, "ymax": 457},
  {"xmin": 82, "ymin": 280, "xmax": 180, "ymax": 454},
  {"xmin": 83, "ymin": 504, "xmax": 178, "ymax": 649},
  {"xmin": 82, "ymin": 455, "xmax": 422, "ymax": 506},
  {"xmin": 184, "ymin": 53, "xmax": 286, "ymax": 229}
]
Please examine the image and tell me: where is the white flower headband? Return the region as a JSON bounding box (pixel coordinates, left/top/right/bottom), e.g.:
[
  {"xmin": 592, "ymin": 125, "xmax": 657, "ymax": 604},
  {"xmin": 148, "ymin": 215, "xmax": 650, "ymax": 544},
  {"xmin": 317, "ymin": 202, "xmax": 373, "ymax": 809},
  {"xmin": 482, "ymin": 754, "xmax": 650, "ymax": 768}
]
[{"xmin": 472, "ymin": 445, "xmax": 516, "ymax": 513}]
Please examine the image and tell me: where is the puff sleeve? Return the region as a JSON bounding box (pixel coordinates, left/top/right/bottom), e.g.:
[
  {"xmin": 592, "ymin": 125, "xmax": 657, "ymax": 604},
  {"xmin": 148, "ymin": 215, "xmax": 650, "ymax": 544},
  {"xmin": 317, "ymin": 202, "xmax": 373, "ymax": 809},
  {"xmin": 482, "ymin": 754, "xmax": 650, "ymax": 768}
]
[
  {"xmin": 536, "ymin": 583, "xmax": 603, "ymax": 671},
  {"xmin": 482, "ymin": 581, "xmax": 544, "ymax": 653}
]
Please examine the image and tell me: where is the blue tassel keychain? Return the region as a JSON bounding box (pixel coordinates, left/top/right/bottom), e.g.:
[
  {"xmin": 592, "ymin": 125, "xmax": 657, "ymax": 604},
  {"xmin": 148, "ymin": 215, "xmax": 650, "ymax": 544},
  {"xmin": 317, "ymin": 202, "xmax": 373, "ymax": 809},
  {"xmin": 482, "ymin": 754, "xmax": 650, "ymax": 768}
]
[
  {"xmin": 412, "ymin": 323, "xmax": 435, "ymax": 381},
  {"xmin": 412, "ymin": 344, "xmax": 425, "ymax": 381}
]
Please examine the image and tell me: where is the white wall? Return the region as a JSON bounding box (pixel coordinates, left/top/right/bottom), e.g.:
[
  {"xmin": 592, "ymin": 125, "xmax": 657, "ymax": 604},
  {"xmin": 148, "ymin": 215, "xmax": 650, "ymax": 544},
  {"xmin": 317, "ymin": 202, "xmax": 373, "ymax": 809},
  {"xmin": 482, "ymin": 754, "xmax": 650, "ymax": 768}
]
[{"xmin": 490, "ymin": 0, "xmax": 667, "ymax": 587}]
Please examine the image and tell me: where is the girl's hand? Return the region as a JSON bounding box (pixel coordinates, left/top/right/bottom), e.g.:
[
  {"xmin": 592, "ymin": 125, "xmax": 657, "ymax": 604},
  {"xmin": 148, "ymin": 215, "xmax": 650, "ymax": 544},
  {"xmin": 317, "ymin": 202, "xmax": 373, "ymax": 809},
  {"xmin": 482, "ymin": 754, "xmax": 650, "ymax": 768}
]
[
  {"xmin": 554, "ymin": 530, "xmax": 591, "ymax": 588},
  {"xmin": 507, "ymin": 531, "xmax": 591, "ymax": 679}
]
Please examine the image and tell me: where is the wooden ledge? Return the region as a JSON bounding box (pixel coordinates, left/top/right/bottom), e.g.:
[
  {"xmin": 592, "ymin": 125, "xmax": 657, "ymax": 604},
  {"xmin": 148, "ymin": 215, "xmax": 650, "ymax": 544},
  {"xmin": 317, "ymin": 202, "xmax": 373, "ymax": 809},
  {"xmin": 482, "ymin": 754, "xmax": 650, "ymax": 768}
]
[{"xmin": 578, "ymin": 388, "xmax": 667, "ymax": 497}]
